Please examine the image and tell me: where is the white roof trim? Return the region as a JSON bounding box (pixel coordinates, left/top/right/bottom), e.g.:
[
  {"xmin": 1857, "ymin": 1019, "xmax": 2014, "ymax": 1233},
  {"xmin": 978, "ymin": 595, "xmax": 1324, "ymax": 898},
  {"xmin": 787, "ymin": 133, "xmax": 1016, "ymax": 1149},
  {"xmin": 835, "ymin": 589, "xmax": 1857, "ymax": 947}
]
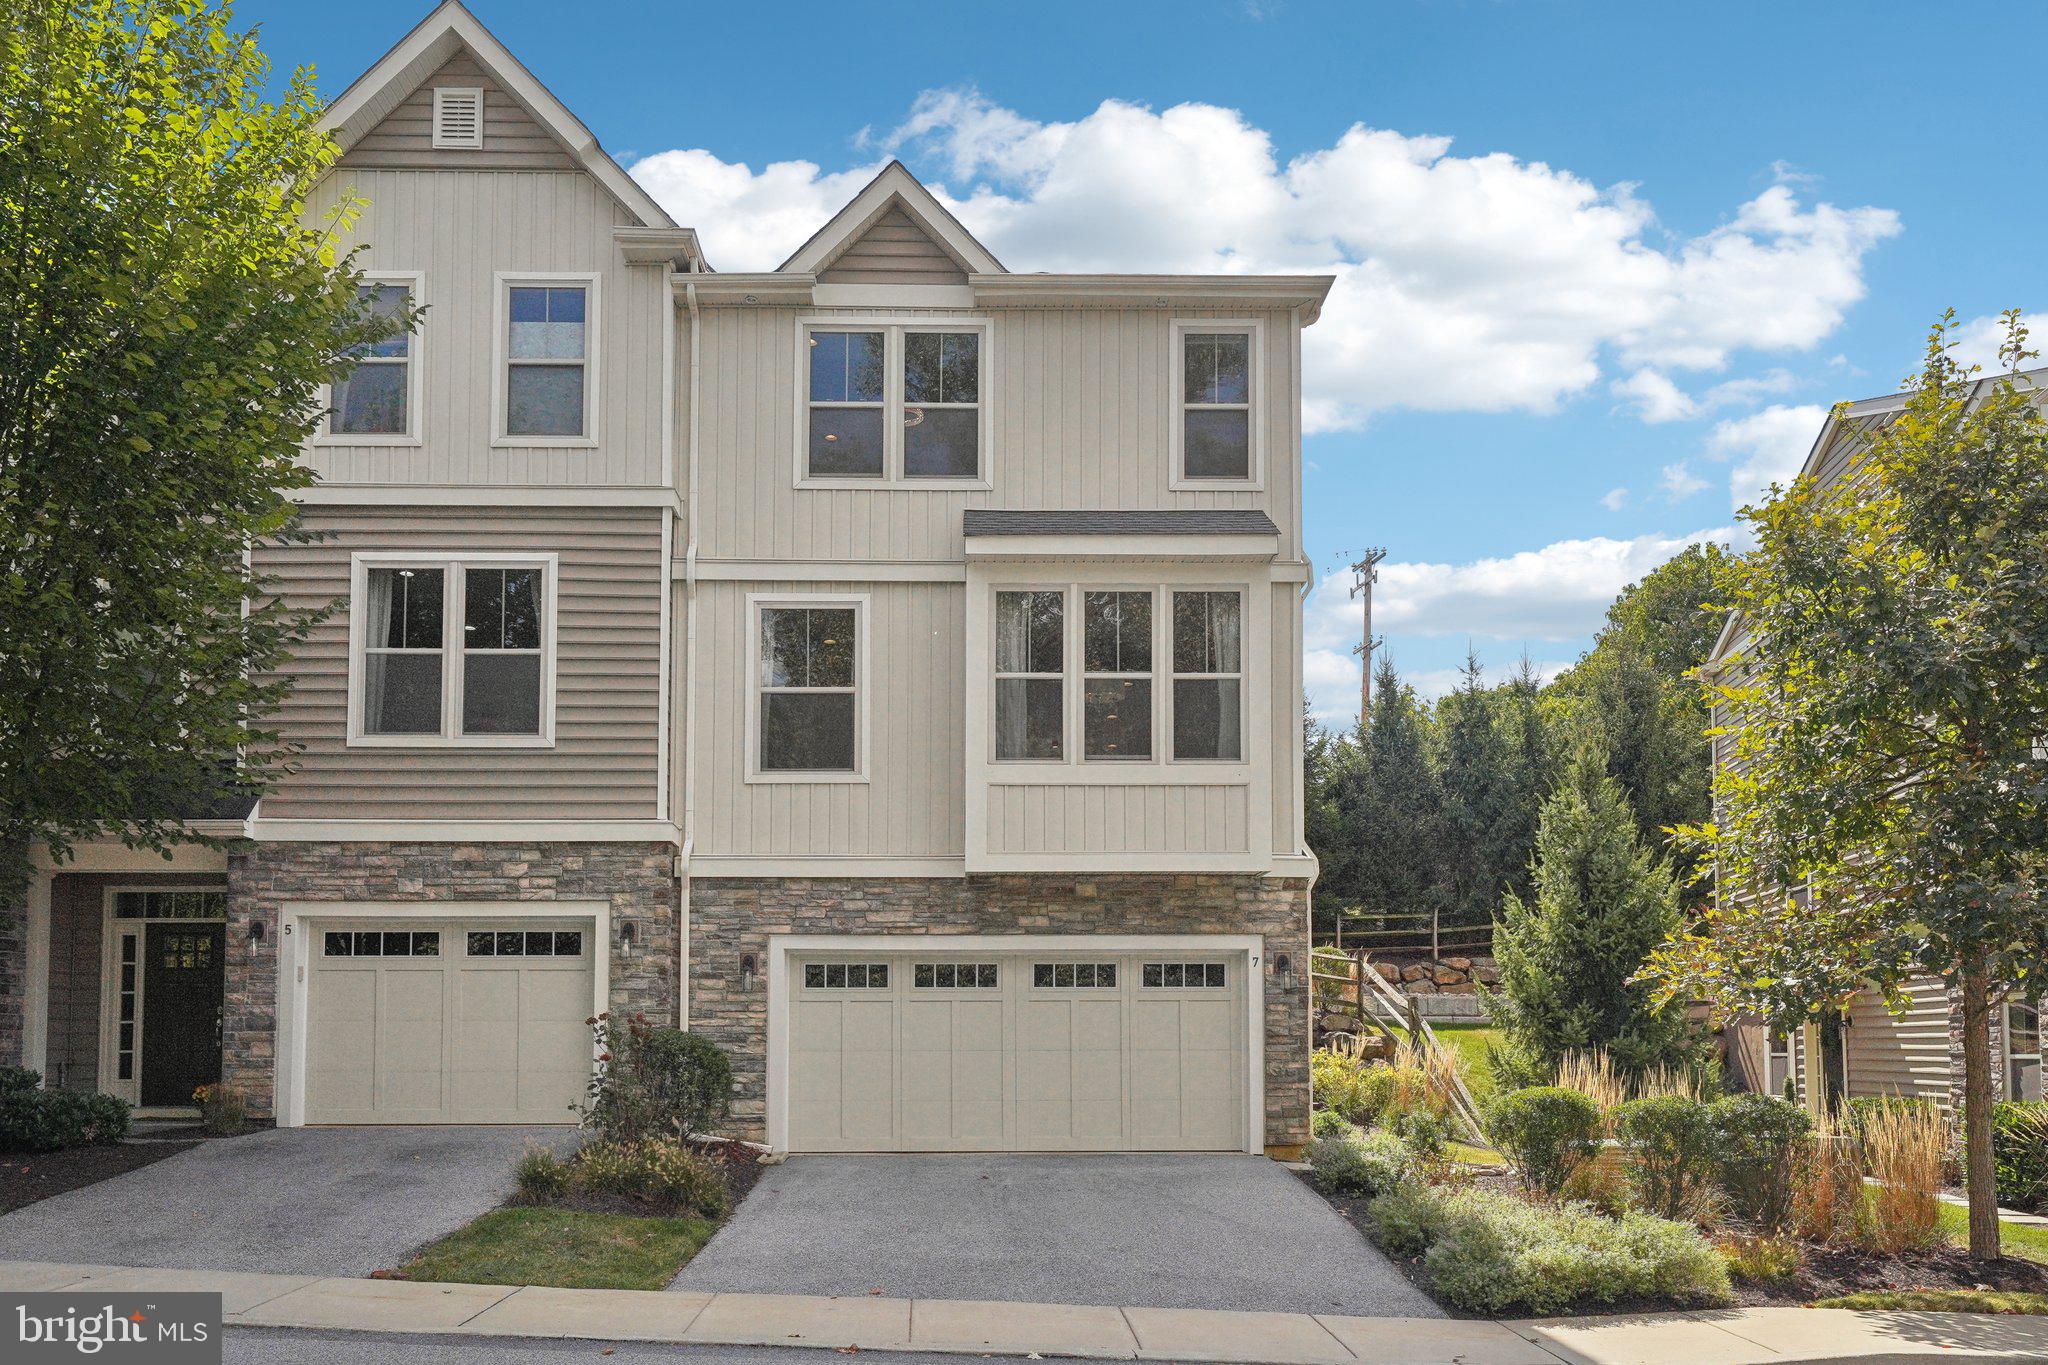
[
  {"xmin": 318, "ymin": 0, "xmax": 674, "ymax": 230},
  {"xmin": 779, "ymin": 161, "xmax": 1004, "ymax": 277}
]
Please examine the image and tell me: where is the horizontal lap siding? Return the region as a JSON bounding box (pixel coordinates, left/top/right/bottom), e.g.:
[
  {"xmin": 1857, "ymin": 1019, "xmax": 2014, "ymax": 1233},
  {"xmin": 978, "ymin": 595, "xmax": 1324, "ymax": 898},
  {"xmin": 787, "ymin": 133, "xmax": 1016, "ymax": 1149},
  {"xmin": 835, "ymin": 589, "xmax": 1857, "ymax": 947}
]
[
  {"xmin": 817, "ymin": 208, "xmax": 967, "ymax": 285},
  {"xmin": 337, "ymin": 52, "xmax": 578, "ymax": 172},
  {"xmin": 256, "ymin": 506, "xmax": 664, "ymax": 821},
  {"xmin": 696, "ymin": 305, "xmax": 1298, "ymax": 564},
  {"xmin": 1846, "ymin": 977, "xmax": 1954, "ymax": 1103},
  {"xmin": 302, "ymin": 169, "xmax": 666, "ymax": 487},
  {"xmin": 698, "ymin": 580, "xmax": 963, "ymax": 859}
]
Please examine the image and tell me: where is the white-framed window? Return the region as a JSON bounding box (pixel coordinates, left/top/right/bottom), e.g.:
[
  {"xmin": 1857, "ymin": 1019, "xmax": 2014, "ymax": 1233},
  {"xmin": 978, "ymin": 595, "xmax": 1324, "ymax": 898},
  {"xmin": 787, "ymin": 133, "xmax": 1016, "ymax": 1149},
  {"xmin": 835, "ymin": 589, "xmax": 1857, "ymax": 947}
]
[
  {"xmin": 324, "ymin": 275, "xmax": 420, "ymax": 443},
  {"xmin": 1083, "ymin": 590, "xmax": 1154, "ymax": 761},
  {"xmin": 748, "ymin": 594, "xmax": 867, "ymax": 782},
  {"xmin": 431, "ymin": 86, "xmax": 485, "ymax": 149},
  {"xmin": 798, "ymin": 318, "xmax": 989, "ymax": 485},
  {"xmin": 994, "ymin": 590, "xmax": 1064, "ymax": 761},
  {"xmin": 495, "ymin": 274, "xmax": 598, "ymax": 445},
  {"xmin": 1170, "ymin": 318, "xmax": 1262, "ymax": 488},
  {"xmin": 1766, "ymin": 1027, "xmax": 1794, "ymax": 1101},
  {"xmin": 2008, "ymin": 997, "xmax": 2042, "ymax": 1102},
  {"xmin": 347, "ymin": 552, "xmax": 558, "ymax": 747},
  {"xmin": 1171, "ymin": 591, "xmax": 1244, "ymax": 761}
]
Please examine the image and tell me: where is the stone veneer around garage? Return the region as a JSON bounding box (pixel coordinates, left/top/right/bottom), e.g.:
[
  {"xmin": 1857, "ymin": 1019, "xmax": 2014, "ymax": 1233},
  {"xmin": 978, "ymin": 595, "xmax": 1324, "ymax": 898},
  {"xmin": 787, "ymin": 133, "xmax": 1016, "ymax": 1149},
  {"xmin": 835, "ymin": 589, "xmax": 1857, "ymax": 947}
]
[
  {"xmin": 224, "ymin": 840, "xmax": 680, "ymax": 1118},
  {"xmin": 686, "ymin": 873, "xmax": 1312, "ymax": 1153}
]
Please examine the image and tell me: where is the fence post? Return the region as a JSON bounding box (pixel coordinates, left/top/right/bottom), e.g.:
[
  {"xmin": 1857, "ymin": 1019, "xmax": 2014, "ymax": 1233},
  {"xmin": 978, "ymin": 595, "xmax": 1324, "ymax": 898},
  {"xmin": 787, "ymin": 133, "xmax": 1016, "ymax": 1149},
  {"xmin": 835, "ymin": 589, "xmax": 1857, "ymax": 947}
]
[{"xmin": 1431, "ymin": 904, "xmax": 1440, "ymax": 962}]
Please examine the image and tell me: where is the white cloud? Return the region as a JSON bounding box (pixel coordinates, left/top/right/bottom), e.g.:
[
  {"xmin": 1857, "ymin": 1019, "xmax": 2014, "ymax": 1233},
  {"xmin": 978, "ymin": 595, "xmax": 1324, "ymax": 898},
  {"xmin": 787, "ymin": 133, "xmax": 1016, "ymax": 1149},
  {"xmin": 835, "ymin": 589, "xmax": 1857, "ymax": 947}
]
[
  {"xmin": 1600, "ymin": 486, "xmax": 1629, "ymax": 511},
  {"xmin": 1305, "ymin": 528, "xmax": 1739, "ymax": 657},
  {"xmin": 1705, "ymin": 404, "xmax": 1828, "ymax": 510},
  {"xmin": 1947, "ymin": 311, "xmax": 2044, "ymax": 376},
  {"xmin": 1613, "ymin": 368, "xmax": 1699, "ymax": 422},
  {"xmin": 1659, "ymin": 461, "xmax": 1708, "ymax": 501},
  {"xmin": 630, "ymin": 91, "xmax": 1898, "ymax": 429}
]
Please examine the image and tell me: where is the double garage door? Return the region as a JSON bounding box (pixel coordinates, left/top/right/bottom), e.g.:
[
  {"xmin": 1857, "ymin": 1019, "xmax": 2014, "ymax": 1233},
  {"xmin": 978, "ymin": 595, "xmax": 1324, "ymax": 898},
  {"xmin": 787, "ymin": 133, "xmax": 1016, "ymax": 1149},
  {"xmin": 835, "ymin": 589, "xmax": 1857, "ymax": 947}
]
[
  {"xmin": 789, "ymin": 949, "xmax": 1248, "ymax": 1152},
  {"xmin": 304, "ymin": 919, "xmax": 594, "ymax": 1124}
]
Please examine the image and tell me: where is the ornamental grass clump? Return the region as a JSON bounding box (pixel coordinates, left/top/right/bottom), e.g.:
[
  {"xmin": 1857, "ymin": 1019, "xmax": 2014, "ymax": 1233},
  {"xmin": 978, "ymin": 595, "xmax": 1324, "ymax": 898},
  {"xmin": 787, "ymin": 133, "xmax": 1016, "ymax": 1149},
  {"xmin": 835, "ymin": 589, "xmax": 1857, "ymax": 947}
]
[
  {"xmin": 1792, "ymin": 1113, "xmax": 1863, "ymax": 1245},
  {"xmin": 1860, "ymin": 1098, "xmax": 1945, "ymax": 1253},
  {"xmin": 1487, "ymin": 1086, "xmax": 1602, "ymax": 1196},
  {"xmin": 1311, "ymin": 1047, "xmax": 1393, "ymax": 1127}
]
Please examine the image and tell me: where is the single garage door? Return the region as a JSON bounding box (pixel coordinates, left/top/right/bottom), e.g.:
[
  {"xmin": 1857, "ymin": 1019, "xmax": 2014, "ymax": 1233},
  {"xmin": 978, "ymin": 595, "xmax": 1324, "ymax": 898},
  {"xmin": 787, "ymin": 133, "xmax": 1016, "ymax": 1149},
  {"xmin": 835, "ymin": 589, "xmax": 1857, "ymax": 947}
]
[
  {"xmin": 789, "ymin": 949, "xmax": 1246, "ymax": 1152},
  {"xmin": 305, "ymin": 919, "xmax": 594, "ymax": 1124}
]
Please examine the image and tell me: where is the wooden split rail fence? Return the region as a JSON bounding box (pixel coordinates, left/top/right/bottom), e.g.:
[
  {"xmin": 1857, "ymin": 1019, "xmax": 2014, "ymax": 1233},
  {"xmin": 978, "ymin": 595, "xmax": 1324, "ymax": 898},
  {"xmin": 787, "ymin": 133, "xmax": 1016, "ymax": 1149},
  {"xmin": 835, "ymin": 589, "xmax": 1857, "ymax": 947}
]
[{"xmin": 1311, "ymin": 945, "xmax": 1490, "ymax": 1149}]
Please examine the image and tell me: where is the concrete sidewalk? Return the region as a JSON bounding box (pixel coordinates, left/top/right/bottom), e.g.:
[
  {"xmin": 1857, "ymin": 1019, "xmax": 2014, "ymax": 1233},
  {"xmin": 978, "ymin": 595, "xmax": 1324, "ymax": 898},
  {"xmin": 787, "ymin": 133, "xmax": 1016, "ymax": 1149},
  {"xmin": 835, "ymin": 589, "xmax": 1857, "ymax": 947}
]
[{"xmin": 6, "ymin": 1260, "xmax": 2048, "ymax": 1364}]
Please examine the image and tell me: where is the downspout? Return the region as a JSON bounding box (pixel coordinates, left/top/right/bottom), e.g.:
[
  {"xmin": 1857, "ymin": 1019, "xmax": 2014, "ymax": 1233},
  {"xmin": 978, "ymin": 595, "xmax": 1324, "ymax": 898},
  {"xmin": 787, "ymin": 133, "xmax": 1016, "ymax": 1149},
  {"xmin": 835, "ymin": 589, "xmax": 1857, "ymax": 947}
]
[{"xmin": 680, "ymin": 273, "xmax": 703, "ymax": 1029}]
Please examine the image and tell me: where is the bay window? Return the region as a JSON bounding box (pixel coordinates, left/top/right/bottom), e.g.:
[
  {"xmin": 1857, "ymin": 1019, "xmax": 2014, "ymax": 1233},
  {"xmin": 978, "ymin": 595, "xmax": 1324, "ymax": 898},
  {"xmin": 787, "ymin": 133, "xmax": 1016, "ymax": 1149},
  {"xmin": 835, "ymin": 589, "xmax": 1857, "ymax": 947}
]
[
  {"xmin": 1172, "ymin": 591, "xmax": 1243, "ymax": 760},
  {"xmin": 995, "ymin": 591, "xmax": 1064, "ymax": 760},
  {"xmin": 351, "ymin": 555, "xmax": 555, "ymax": 745},
  {"xmin": 1083, "ymin": 591, "xmax": 1153, "ymax": 761}
]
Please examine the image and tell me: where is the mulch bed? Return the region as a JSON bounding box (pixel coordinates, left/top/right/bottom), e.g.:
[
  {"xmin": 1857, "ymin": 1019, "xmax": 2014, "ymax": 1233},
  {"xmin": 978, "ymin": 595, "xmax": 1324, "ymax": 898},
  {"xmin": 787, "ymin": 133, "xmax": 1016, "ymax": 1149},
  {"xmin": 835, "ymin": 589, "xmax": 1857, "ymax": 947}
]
[
  {"xmin": 507, "ymin": 1138, "xmax": 766, "ymax": 1220},
  {"xmin": 0, "ymin": 1140, "xmax": 199, "ymax": 1215},
  {"xmin": 1300, "ymin": 1169, "xmax": 2048, "ymax": 1317}
]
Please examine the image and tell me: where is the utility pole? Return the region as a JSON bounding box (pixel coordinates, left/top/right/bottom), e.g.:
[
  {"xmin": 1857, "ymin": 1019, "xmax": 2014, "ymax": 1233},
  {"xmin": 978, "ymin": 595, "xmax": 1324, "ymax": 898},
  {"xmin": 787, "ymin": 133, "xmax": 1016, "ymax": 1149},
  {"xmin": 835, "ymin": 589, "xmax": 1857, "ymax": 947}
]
[{"xmin": 1350, "ymin": 548, "xmax": 1386, "ymax": 725}]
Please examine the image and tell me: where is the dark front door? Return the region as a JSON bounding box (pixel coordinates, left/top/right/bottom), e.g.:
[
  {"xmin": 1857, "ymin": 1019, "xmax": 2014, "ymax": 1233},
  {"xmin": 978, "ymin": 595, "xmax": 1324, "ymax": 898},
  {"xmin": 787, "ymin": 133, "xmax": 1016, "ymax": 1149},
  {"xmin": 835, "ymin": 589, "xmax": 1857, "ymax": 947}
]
[{"xmin": 140, "ymin": 923, "xmax": 224, "ymax": 1107}]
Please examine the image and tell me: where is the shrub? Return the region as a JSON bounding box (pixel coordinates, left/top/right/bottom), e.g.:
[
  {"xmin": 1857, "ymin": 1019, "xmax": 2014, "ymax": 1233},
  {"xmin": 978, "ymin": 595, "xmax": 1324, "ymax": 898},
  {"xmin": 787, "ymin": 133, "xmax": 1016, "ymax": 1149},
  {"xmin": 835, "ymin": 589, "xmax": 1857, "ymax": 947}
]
[
  {"xmin": 1365, "ymin": 1179, "xmax": 1443, "ymax": 1257},
  {"xmin": 1558, "ymin": 1151, "xmax": 1630, "ymax": 1217},
  {"xmin": 1387, "ymin": 1107, "xmax": 1454, "ymax": 1161},
  {"xmin": 1613, "ymin": 1095, "xmax": 1716, "ymax": 1221},
  {"xmin": 1311, "ymin": 1048, "xmax": 1392, "ymax": 1126},
  {"xmin": 1718, "ymin": 1233, "xmax": 1802, "ymax": 1286},
  {"xmin": 193, "ymin": 1084, "xmax": 248, "ymax": 1137},
  {"xmin": 1709, "ymin": 1093, "xmax": 1811, "ymax": 1233},
  {"xmin": 513, "ymin": 1146, "xmax": 573, "ymax": 1204},
  {"xmin": 1400, "ymin": 1185, "xmax": 1732, "ymax": 1314},
  {"xmin": 1992, "ymin": 1102, "xmax": 2048, "ymax": 1213},
  {"xmin": 1488, "ymin": 1086, "xmax": 1601, "ymax": 1195},
  {"xmin": 1310, "ymin": 1127, "xmax": 1413, "ymax": 1199},
  {"xmin": 580, "ymin": 1015, "xmax": 733, "ymax": 1143},
  {"xmin": 574, "ymin": 1139, "xmax": 728, "ymax": 1217},
  {"xmin": 1860, "ymin": 1097, "xmax": 1945, "ymax": 1253},
  {"xmin": 1310, "ymin": 1107, "xmax": 1356, "ymax": 1140},
  {"xmin": 0, "ymin": 1070, "xmax": 129, "ymax": 1153}
]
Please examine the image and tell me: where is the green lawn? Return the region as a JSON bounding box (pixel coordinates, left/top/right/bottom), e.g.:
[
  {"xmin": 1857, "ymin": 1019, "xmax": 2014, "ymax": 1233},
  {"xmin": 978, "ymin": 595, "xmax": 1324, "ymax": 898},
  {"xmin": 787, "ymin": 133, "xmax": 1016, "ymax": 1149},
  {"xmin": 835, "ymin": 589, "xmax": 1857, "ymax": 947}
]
[
  {"xmin": 1813, "ymin": 1289, "xmax": 2048, "ymax": 1314},
  {"xmin": 396, "ymin": 1208, "xmax": 719, "ymax": 1290},
  {"xmin": 1428, "ymin": 1024, "xmax": 1502, "ymax": 1108},
  {"xmin": 1935, "ymin": 1203, "xmax": 2048, "ymax": 1264}
]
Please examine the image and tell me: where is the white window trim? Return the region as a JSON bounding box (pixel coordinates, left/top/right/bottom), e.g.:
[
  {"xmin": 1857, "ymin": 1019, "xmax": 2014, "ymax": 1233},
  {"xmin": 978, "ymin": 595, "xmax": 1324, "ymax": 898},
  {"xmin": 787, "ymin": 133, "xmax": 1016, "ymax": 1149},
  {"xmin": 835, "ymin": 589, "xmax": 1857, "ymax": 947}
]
[
  {"xmin": 1079, "ymin": 586, "xmax": 1159, "ymax": 765},
  {"xmin": 315, "ymin": 271, "xmax": 423, "ymax": 447},
  {"xmin": 992, "ymin": 588, "xmax": 1067, "ymax": 764},
  {"xmin": 345, "ymin": 550, "xmax": 560, "ymax": 749},
  {"xmin": 792, "ymin": 314, "xmax": 993, "ymax": 489},
  {"xmin": 492, "ymin": 272, "xmax": 601, "ymax": 448},
  {"xmin": 2007, "ymin": 996, "xmax": 2042, "ymax": 1101},
  {"xmin": 745, "ymin": 591, "xmax": 871, "ymax": 785},
  {"xmin": 1169, "ymin": 316, "xmax": 1265, "ymax": 491},
  {"xmin": 1167, "ymin": 587, "xmax": 1249, "ymax": 765},
  {"xmin": 430, "ymin": 86, "xmax": 485, "ymax": 150}
]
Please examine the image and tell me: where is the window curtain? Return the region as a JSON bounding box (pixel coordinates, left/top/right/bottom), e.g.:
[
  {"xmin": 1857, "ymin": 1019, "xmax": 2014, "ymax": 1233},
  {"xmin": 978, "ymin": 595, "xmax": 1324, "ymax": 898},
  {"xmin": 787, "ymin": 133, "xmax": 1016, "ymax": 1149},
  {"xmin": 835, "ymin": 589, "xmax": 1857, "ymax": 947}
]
[{"xmin": 361, "ymin": 569, "xmax": 397, "ymax": 732}]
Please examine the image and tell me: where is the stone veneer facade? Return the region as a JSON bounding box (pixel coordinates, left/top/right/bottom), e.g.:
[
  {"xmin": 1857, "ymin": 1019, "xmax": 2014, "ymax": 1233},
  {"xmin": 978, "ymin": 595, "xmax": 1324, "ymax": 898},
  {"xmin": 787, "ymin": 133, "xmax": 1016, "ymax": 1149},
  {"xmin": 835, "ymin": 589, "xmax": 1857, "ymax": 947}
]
[
  {"xmin": 223, "ymin": 840, "xmax": 679, "ymax": 1117},
  {"xmin": 686, "ymin": 873, "xmax": 1313, "ymax": 1153}
]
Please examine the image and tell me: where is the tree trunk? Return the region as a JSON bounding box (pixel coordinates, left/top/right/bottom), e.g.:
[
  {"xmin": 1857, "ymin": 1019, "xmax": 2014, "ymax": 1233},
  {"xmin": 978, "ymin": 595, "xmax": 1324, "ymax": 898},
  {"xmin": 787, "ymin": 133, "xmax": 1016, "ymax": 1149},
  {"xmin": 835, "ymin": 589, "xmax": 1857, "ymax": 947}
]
[{"xmin": 1960, "ymin": 953, "xmax": 2001, "ymax": 1261}]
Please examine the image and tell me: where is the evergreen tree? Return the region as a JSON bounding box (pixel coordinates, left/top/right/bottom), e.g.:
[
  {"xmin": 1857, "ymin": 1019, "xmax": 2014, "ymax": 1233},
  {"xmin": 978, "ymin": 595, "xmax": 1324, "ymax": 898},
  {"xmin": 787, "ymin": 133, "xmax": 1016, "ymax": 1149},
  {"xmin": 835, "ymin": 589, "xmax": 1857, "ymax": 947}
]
[
  {"xmin": 1487, "ymin": 744, "xmax": 1692, "ymax": 1076},
  {"xmin": 1343, "ymin": 655, "xmax": 1446, "ymax": 925},
  {"xmin": 1436, "ymin": 651, "xmax": 1512, "ymax": 926},
  {"xmin": 1489, "ymin": 654, "xmax": 1558, "ymax": 910},
  {"xmin": 1302, "ymin": 700, "xmax": 1353, "ymax": 935}
]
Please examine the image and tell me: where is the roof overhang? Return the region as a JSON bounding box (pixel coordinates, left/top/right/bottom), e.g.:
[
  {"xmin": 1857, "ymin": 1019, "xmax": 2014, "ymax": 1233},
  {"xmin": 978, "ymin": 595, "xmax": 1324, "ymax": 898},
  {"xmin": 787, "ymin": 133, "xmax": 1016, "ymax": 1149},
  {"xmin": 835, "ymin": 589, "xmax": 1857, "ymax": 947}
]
[
  {"xmin": 970, "ymin": 274, "xmax": 1334, "ymax": 320},
  {"xmin": 319, "ymin": 0, "xmax": 675, "ymax": 230},
  {"xmin": 615, "ymin": 227, "xmax": 704, "ymax": 268}
]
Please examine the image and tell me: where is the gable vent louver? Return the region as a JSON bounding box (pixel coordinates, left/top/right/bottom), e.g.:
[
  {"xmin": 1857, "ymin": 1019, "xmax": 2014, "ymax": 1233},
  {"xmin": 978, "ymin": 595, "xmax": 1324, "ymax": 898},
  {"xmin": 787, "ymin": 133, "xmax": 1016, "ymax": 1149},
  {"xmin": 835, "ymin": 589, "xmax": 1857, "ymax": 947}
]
[{"xmin": 431, "ymin": 87, "xmax": 485, "ymax": 150}]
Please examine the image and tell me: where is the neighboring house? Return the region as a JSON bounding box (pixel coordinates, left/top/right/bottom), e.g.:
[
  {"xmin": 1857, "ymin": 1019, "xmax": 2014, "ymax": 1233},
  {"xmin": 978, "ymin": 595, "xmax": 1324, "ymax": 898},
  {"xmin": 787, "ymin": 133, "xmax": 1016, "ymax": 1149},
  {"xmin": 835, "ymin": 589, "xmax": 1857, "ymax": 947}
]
[
  {"xmin": 3, "ymin": 2, "xmax": 1330, "ymax": 1157},
  {"xmin": 1711, "ymin": 368, "xmax": 2048, "ymax": 1115}
]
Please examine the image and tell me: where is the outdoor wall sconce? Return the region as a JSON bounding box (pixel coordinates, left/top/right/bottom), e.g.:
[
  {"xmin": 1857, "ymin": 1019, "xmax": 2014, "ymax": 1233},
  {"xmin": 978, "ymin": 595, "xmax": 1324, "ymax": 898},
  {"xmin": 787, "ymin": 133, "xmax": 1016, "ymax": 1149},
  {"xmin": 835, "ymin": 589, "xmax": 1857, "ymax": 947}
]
[
  {"xmin": 1272, "ymin": 952, "xmax": 1294, "ymax": 989},
  {"xmin": 618, "ymin": 922, "xmax": 636, "ymax": 959},
  {"xmin": 248, "ymin": 920, "xmax": 265, "ymax": 945},
  {"xmin": 739, "ymin": 953, "xmax": 758, "ymax": 991}
]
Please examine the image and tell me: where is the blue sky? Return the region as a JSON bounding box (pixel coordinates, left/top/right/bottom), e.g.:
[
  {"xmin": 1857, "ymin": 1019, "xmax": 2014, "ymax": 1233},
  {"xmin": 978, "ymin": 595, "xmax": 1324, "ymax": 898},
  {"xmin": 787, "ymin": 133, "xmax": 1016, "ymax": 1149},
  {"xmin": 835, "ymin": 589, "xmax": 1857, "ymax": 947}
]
[{"xmin": 243, "ymin": 0, "xmax": 2043, "ymax": 721}]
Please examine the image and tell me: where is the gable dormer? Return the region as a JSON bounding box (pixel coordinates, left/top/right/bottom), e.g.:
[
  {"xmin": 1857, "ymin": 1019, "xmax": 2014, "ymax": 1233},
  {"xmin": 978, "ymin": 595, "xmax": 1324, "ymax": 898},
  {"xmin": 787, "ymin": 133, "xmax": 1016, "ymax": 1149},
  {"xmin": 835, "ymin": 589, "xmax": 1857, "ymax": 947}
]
[
  {"xmin": 818, "ymin": 205, "xmax": 968, "ymax": 286},
  {"xmin": 780, "ymin": 162, "xmax": 1004, "ymax": 282}
]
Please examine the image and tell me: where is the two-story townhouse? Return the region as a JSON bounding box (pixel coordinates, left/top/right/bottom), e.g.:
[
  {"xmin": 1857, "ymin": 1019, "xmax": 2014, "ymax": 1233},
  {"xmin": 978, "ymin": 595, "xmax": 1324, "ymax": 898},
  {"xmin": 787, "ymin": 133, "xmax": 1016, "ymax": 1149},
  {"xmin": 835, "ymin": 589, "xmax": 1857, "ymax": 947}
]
[
  {"xmin": 6, "ymin": 1, "xmax": 1330, "ymax": 1158},
  {"xmin": 1712, "ymin": 368, "xmax": 2048, "ymax": 1116}
]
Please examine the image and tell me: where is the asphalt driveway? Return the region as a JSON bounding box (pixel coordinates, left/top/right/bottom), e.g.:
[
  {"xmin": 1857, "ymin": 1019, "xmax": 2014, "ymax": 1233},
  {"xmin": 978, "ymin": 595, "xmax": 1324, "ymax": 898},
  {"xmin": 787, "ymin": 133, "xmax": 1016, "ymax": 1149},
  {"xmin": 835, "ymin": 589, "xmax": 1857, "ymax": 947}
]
[
  {"xmin": 672, "ymin": 1153, "xmax": 1443, "ymax": 1318},
  {"xmin": 0, "ymin": 1126, "xmax": 576, "ymax": 1277}
]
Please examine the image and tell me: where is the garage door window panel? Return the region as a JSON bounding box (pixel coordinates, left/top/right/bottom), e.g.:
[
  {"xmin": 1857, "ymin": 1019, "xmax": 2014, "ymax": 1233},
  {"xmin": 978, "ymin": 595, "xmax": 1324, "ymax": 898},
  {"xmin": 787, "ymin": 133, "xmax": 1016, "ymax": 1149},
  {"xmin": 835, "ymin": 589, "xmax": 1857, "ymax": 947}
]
[
  {"xmin": 914, "ymin": 962, "xmax": 999, "ymax": 989},
  {"xmin": 804, "ymin": 962, "xmax": 890, "ymax": 989}
]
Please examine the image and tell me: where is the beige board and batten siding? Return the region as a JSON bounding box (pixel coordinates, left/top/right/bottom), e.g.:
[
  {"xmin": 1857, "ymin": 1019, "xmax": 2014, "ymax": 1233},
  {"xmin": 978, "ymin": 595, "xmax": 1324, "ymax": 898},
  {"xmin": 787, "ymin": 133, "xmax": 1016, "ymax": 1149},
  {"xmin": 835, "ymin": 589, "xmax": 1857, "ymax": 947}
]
[
  {"xmin": 256, "ymin": 506, "xmax": 664, "ymax": 821},
  {"xmin": 337, "ymin": 50, "xmax": 578, "ymax": 172},
  {"xmin": 1269, "ymin": 581, "xmax": 1301, "ymax": 856},
  {"xmin": 982, "ymin": 786, "xmax": 1251, "ymax": 857},
  {"xmin": 817, "ymin": 206, "xmax": 969, "ymax": 286},
  {"xmin": 694, "ymin": 579, "xmax": 965, "ymax": 861},
  {"xmin": 693, "ymin": 305, "xmax": 1301, "ymax": 564},
  {"xmin": 301, "ymin": 168, "xmax": 670, "ymax": 487}
]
